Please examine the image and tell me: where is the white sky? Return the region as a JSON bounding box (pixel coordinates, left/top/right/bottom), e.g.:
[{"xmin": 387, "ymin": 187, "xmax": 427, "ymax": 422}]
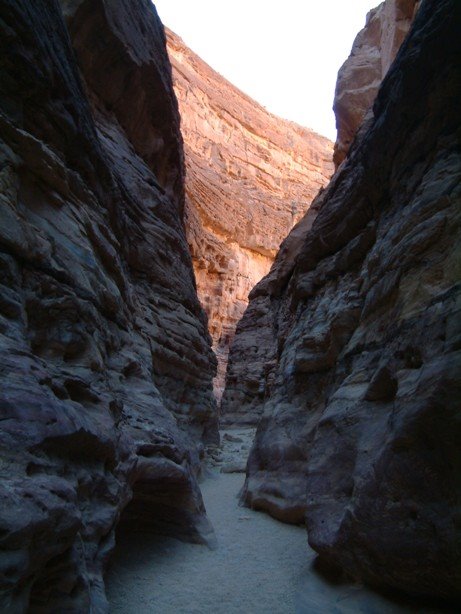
[{"xmin": 153, "ymin": 0, "xmax": 378, "ymax": 140}]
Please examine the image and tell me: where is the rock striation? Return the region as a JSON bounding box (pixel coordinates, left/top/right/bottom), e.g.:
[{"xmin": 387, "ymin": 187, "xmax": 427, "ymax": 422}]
[
  {"xmin": 0, "ymin": 0, "xmax": 217, "ymax": 611},
  {"xmin": 333, "ymin": 0, "xmax": 419, "ymax": 168},
  {"xmin": 166, "ymin": 29, "xmax": 334, "ymax": 399},
  {"xmin": 222, "ymin": 0, "xmax": 461, "ymax": 601}
]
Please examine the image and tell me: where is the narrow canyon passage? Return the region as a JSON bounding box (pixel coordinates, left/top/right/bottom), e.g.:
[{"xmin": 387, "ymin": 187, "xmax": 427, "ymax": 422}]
[
  {"xmin": 106, "ymin": 430, "xmax": 446, "ymax": 614},
  {"xmin": 1, "ymin": 1, "xmax": 459, "ymax": 611}
]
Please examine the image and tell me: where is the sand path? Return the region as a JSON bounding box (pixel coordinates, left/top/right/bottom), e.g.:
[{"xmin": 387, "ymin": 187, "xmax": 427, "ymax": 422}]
[{"xmin": 106, "ymin": 429, "xmax": 447, "ymax": 613}]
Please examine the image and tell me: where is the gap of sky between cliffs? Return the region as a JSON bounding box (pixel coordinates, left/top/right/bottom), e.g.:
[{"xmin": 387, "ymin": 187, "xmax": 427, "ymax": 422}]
[{"xmin": 153, "ymin": 0, "xmax": 378, "ymax": 140}]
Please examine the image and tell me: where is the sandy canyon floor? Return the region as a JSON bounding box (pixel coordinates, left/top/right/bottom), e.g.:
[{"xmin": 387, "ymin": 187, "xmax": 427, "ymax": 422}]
[{"xmin": 106, "ymin": 429, "xmax": 452, "ymax": 613}]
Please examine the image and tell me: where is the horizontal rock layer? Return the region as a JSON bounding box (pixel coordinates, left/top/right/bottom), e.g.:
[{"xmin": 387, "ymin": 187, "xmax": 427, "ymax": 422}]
[
  {"xmin": 222, "ymin": 0, "xmax": 461, "ymax": 601},
  {"xmin": 0, "ymin": 0, "xmax": 217, "ymax": 611},
  {"xmin": 333, "ymin": 0, "xmax": 418, "ymax": 168},
  {"xmin": 166, "ymin": 29, "xmax": 334, "ymax": 400}
]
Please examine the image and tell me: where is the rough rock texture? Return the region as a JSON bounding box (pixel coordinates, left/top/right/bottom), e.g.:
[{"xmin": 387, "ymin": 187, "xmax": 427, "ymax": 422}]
[
  {"xmin": 222, "ymin": 0, "xmax": 461, "ymax": 601},
  {"xmin": 0, "ymin": 0, "xmax": 218, "ymax": 611},
  {"xmin": 333, "ymin": 0, "xmax": 419, "ymax": 169},
  {"xmin": 166, "ymin": 29, "xmax": 334, "ymax": 400}
]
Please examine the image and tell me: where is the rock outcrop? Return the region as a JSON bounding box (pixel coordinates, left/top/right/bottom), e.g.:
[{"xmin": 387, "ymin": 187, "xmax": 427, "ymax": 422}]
[
  {"xmin": 222, "ymin": 0, "xmax": 461, "ymax": 601},
  {"xmin": 166, "ymin": 30, "xmax": 334, "ymax": 399},
  {"xmin": 333, "ymin": 0, "xmax": 419, "ymax": 168},
  {"xmin": 0, "ymin": 0, "xmax": 217, "ymax": 610}
]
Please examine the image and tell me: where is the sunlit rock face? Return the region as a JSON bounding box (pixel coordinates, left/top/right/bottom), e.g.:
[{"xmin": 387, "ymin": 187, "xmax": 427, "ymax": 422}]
[
  {"xmin": 0, "ymin": 1, "xmax": 217, "ymax": 610},
  {"xmin": 223, "ymin": 0, "xmax": 461, "ymax": 601},
  {"xmin": 166, "ymin": 29, "xmax": 334, "ymax": 400},
  {"xmin": 333, "ymin": 0, "xmax": 419, "ymax": 169}
]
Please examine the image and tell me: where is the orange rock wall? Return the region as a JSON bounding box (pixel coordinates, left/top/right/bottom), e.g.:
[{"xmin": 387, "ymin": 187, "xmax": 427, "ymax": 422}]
[
  {"xmin": 333, "ymin": 0, "xmax": 419, "ymax": 168},
  {"xmin": 166, "ymin": 29, "xmax": 334, "ymax": 398}
]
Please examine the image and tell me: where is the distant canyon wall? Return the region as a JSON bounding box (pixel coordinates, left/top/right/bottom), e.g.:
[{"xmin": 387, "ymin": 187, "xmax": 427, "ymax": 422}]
[
  {"xmin": 166, "ymin": 29, "xmax": 334, "ymax": 399},
  {"xmin": 222, "ymin": 0, "xmax": 461, "ymax": 602},
  {"xmin": 0, "ymin": 1, "xmax": 217, "ymax": 611},
  {"xmin": 333, "ymin": 0, "xmax": 419, "ymax": 168}
]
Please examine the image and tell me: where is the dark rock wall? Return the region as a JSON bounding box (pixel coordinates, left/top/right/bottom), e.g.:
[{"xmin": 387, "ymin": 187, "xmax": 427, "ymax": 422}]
[
  {"xmin": 0, "ymin": 0, "xmax": 217, "ymax": 611},
  {"xmin": 222, "ymin": 0, "xmax": 461, "ymax": 601}
]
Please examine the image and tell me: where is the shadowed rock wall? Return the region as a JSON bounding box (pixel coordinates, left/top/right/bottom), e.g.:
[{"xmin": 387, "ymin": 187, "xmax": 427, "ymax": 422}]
[
  {"xmin": 166, "ymin": 29, "xmax": 334, "ymax": 400},
  {"xmin": 222, "ymin": 0, "xmax": 461, "ymax": 601},
  {"xmin": 0, "ymin": 0, "xmax": 217, "ymax": 610}
]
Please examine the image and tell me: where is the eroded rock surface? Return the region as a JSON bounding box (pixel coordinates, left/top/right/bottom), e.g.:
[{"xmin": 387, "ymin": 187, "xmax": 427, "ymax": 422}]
[
  {"xmin": 166, "ymin": 29, "xmax": 334, "ymax": 399},
  {"xmin": 333, "ymin": 0, "xmax": 419, "ymax": 168},
  {"xmin": 0, "ymin": 0, "xmax": 217, "ymax": 611},
  {"xmin": 222, "ymin": 0, "xmax": 461, "ymax": 601}
]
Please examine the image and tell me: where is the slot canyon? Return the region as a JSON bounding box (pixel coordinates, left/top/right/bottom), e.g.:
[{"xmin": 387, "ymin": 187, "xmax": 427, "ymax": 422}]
[
  {"xmin": 165, "ymin": 29, "xmax": 334, "ymax": 399},
  {"xmin": 0, "ymin": 0, "xmax": 459, "ymax": 612}
]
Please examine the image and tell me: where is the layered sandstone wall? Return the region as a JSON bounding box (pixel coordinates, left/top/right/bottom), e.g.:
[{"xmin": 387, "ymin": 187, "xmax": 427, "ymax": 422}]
[
  {"xmin": 333, "ymin": 0, "xmax": 419, "ymax": 168},
  {"xmin": 166, "ymin": 29, "xmax": 334, "ymax": 399},
  {"xmin": 222, "ymin": 0, "xmax": 461, "ymax": 601},
  {"xmin": 0, "ymin": 1, "xmax": 217, "ymax": 611}
]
